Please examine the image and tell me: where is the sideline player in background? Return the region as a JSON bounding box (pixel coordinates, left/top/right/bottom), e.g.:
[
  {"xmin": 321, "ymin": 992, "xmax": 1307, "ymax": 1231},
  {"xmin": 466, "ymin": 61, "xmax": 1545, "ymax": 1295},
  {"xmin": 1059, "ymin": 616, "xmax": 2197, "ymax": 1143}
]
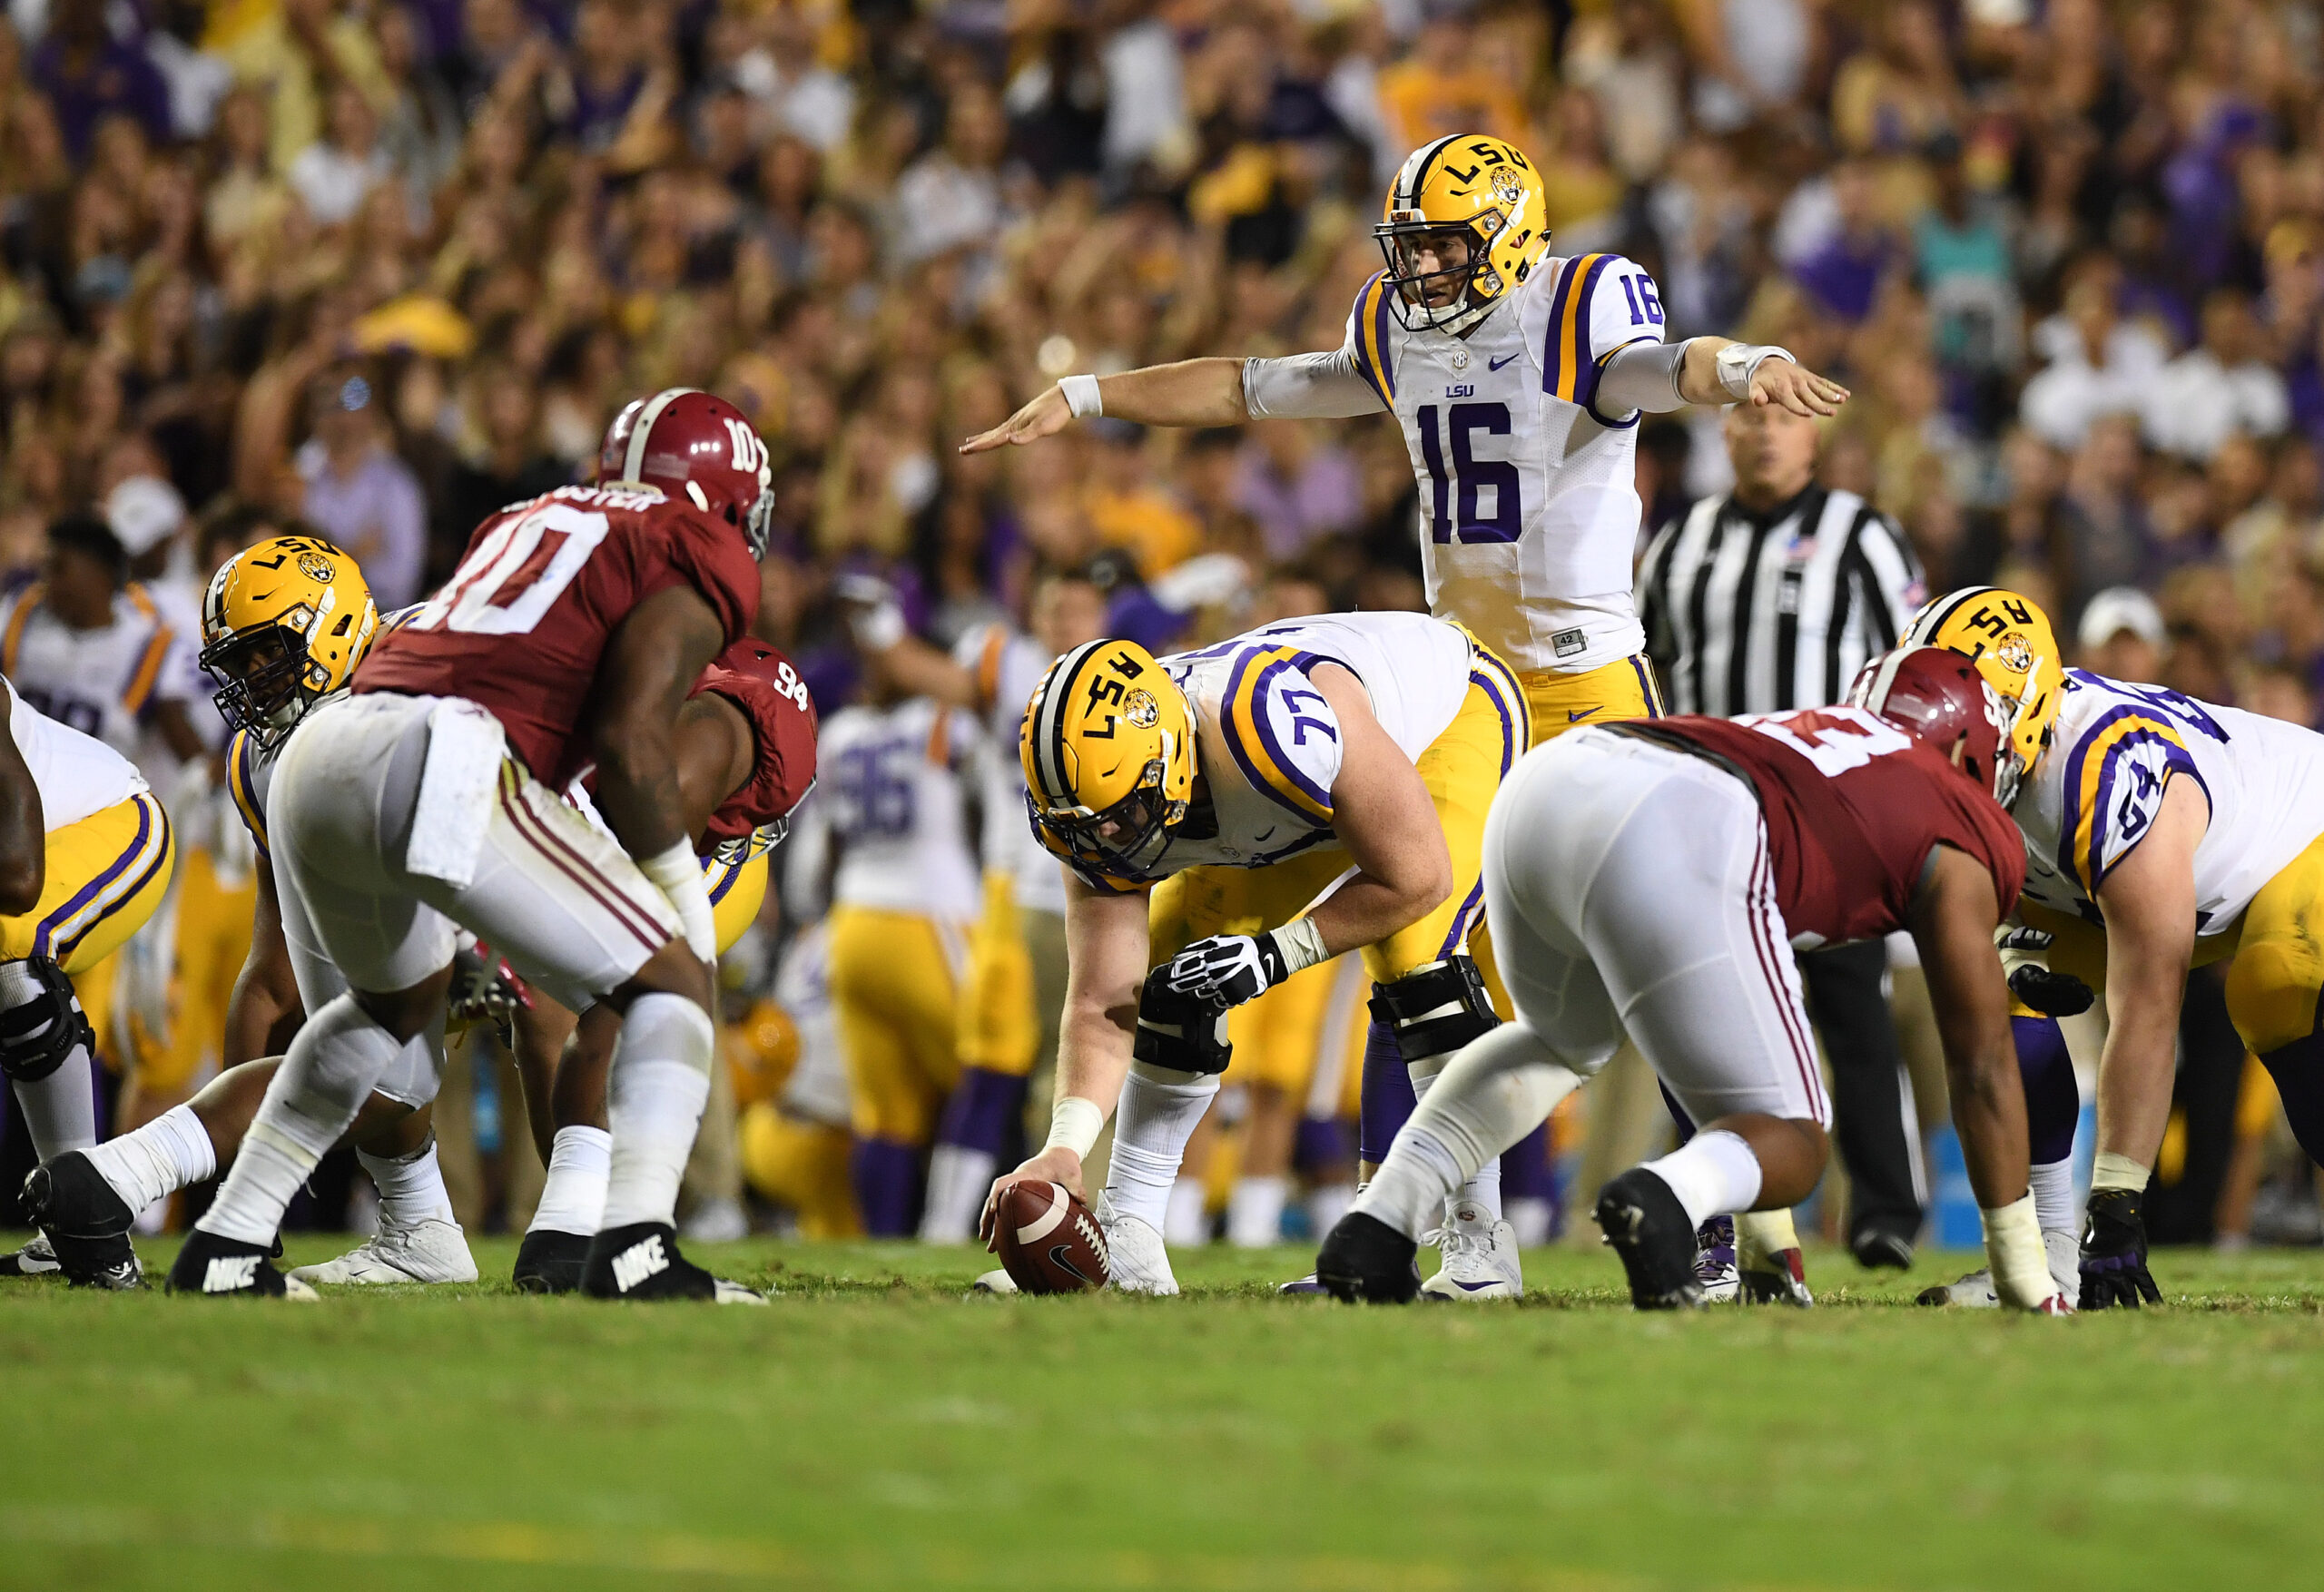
[
  {"xmin": 965, "ymin": 132, "xmax": 1847, "ymax": 1292},
  {"xmin": 787, "ymin": 659, "xmax": 983, "ymax": 1239},
  {"xmin": 1905, "ymin": 587, "xmax": 2324, "ymax": 1308},
  {"xmin": 162, "ymin": 388, "xmax": 772, "ymax": 1301},
  {"xmin": 982, "ymin": 610, "xmax": 1528, "ymax": 1295},
  {"xmin": 0, "ymin": 679, "xmax": 174, "ymax": 1285},
  {"xmin": 1320, "ymin": 649, "xmax": 2067, "ymax": 1314}
]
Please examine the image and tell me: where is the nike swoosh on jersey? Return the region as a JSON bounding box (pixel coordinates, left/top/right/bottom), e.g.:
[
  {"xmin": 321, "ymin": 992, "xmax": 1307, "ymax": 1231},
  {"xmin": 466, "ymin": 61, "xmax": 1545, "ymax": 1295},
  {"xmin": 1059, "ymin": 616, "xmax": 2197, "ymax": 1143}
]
[
  {"xmin": 1253, "ymin": 827, "xmax": 1276, "ymax": 841},
  {"xmin": 1488, "ymin": 353, "xmax": 1517, "ymax": 371},
  {"xmin": 1568, "ymin": 707, "xmax": 1601, "ymax": 722}
]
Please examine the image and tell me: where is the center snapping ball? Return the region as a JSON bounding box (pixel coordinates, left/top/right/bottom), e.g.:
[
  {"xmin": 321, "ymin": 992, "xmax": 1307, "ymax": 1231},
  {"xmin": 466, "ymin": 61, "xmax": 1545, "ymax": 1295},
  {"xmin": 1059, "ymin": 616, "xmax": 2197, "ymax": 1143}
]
[{"xmin": 994, "ymin": 1182, "xmax": 1108, "ymax": 1294}]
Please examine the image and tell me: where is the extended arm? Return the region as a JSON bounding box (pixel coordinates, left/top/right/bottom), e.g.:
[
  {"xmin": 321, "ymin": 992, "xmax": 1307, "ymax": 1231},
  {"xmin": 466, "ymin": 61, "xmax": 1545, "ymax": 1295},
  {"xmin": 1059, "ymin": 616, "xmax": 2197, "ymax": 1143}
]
[
  {"xmin": 1910, "ymin": 844, "xmax": 2064, "ymax": 1312},
  {"xmin": 1595, "ymin": 336, "xmax": 1850, "ymax": 418},
  {"xmin": 0, "ymin": 691, "xmax": 43, "ymax": 915},
  {"xmin": 960, "ymin": 349, "xmax": 1382, "ymax": 453}
]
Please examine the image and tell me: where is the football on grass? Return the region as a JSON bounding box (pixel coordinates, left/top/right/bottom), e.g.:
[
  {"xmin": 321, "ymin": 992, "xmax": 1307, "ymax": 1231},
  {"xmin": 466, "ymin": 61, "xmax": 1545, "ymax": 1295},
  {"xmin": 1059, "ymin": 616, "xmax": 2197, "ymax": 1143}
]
[{"xmin": 994, "ymin": 1182, "xmax": 1108, "ymax": 1294}]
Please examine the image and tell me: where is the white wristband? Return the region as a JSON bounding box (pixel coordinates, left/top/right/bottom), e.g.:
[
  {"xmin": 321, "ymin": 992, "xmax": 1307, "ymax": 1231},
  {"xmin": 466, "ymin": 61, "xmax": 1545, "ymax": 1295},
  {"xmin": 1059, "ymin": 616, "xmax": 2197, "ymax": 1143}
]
[
  {"xmin": 1060, "ymin": 373, "xmax": 1103, "ymax": 418},
  {"xmin": 1979, "ymin": 1191, "xmax": 2060, "ymax": 1311},
  {"xmin": 1044, "ymin": 1095, "xmax": 1106, "ymax": 1158},
  {"xmin": 638, "ymin": 837, "xmax": 717, "ymax": 961},
  {"xmin": 1714, "ymin": 341, "xmax": 1796, "ymax": 401},
  {"xmin": 1272, "ymin": 916, "xmax": 1330, "ymax": 977}
]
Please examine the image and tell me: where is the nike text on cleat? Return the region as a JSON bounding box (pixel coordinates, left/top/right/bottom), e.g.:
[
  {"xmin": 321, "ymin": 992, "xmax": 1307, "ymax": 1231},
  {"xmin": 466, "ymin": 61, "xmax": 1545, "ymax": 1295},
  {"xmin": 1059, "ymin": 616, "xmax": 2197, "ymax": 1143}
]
[
  {"xmin": 1694, "ymin": 1214, "xmax": 1739, "ymax": 1302},
  {"xmin": 164, "ymin": 1229, "xmax": 317, "ymax": 1300},
  {"xmin": 23, "ymin": 1156, "xmax": 143, "ymax": 1288},
  {"xmin": 1094, "ymin": 1190, "xmax": 1178, "ymax": 1295},
  {"xmin": 580, "ymin": 1222, "xmax": 767, "ymax": 1302},
  {"xmin": 0, "ymin": 1232, "xmax": 62, "ymax": 1277},
  {"xmin": 513, "ymin": 1227, "xmax": 592, "ymax": 1294},
  {"xmin": 288, "ymin": 1216, "xmax": 478, "ymax": 1285},
  {"xmin": 1315, "ymin": 1211, "xmax": 1422, "ymax": 1303},
  {"xmin": 1594, "ymin": 1169, "xmax": 1705, "ymax": 1310},
  {"xmin": 1420, "ymin": 1199, "xmax": 1522, "ymax": 1301}
]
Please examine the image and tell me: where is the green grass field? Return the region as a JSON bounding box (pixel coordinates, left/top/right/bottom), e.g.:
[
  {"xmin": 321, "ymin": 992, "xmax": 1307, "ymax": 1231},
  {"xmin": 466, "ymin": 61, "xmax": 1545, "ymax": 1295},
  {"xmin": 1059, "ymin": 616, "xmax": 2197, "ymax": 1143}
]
[{"xmin": 5, "ymin": 1234, "xmax": 2322, "ymax": 1592}]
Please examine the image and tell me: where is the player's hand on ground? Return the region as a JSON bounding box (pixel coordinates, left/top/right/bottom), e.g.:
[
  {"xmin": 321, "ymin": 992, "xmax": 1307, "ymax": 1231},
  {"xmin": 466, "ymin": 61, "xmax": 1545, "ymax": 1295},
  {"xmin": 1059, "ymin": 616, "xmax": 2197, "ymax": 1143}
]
[
  {"xmin": 2079, "ymin": 1188, "xmax": 2163, "ymax": 1309},
  {"xmin": 1158, "ymin": 932, "xmax": 1285, "ymax": 1009},
  {"xmin": 980, "ymin": 1146, "xmax": 1085, "ymax": 1250},
  {"xmin": 1751, "ymin": 359, "xmax": 1849, "ymax": 418},
  {"xmin": 960, "ymin": 386, "xmax": 1072, "ymax": 454}
]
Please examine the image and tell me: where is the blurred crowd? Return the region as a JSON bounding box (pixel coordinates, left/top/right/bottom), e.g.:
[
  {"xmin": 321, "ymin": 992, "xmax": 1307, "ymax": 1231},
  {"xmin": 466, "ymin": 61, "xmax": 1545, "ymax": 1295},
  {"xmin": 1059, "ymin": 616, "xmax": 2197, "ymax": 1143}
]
[{"xmin": 1, "ymin": 0, "xmax": 2321, "ymax": 1247}]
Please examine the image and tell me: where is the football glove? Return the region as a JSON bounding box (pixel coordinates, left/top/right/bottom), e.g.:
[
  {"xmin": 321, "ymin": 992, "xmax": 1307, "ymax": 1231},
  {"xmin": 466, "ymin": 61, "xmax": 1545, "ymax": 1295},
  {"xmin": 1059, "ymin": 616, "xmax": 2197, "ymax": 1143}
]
[
  {"xmin": 1157, "ymin": 931, "xmax": 1289, "ymax": 1010},
  {"xmin": 2007, "ymin": 963, "xmax": 2094, "ymax": 1017},
  {"xmin": 448, "ymin": 938, "xmax": 532, "ymax": 1046},
  {"xmin": 2079, "ymin": 1187, "xmax": 2162, "ymax": 1310}
]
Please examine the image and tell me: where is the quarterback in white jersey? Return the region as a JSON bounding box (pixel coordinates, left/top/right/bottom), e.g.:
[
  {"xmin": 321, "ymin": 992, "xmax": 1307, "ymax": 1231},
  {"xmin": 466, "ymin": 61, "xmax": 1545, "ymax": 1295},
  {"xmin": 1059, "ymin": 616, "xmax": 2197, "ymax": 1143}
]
[
  {"xmin": 963, "ymin": 132, "xmax": 1845, "ymax": 732},
  {"xmin": 1905, "ymin": 586, "xmax": 2324, "ymax": 1309},
  {"xmin": 981, "ymin": 611, "xmax": 1530, "ymax": 1295}
]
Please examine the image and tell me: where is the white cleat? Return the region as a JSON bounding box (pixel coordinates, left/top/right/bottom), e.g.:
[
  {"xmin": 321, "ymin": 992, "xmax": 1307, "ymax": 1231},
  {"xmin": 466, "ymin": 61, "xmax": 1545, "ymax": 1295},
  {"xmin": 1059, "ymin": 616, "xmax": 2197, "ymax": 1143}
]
[
  {"xmin": 1420, "ymin": 1200, "xmax": 1522, "ymax": 1301},
  {"xmin": 287, "ymin": 1216, "xmax": 479, "ymax": 1285},
  {"xmin": 0, "ymin": 1232, "xmax": 62, "ymax": 1277},
  {"xmin": 1095, "ymin": 1191, "xmax": 1178, "ymax": 1295},
  {"xmin": 710, "ymin": 1277, "xmax": 770, "ymax": 1304},
  {"xmin": 285, "ymin": 1274, "xmax": 320, "ymax": 1302},
  {"xmin": 971, "ymin": 1269, "xmax": 1019, "ymax": 1294},
  {"xmin": 1917, "ymin": 1231, "xmax": 2081, "ymax": 1308}
]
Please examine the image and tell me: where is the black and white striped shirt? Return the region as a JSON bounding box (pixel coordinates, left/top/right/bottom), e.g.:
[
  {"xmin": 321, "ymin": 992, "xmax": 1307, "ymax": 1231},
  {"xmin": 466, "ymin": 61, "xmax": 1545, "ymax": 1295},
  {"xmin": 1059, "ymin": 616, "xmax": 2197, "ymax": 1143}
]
[{"xmin": 1638, "ymin": 486, "xmax": 1925, "ymax": 716}]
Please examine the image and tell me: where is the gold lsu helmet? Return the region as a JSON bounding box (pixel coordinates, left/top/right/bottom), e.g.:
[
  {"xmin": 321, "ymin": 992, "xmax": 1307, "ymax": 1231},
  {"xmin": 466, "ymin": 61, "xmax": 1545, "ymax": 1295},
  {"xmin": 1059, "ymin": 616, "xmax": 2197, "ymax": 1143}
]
[
  {"xmin": 1376, "ymin": 133, "xmax": 1551, "ymax": 337},
  {"xmin": 201, "ymin": 534, "xmax": 380, "ymax": 747},
  {"xmin": 1897, "ymin": 586, "xmax": 2066, "ymax": 800},
  {"xmin": 1020, "ymin": 639, "xmax": 1196, "ymax": 884}
]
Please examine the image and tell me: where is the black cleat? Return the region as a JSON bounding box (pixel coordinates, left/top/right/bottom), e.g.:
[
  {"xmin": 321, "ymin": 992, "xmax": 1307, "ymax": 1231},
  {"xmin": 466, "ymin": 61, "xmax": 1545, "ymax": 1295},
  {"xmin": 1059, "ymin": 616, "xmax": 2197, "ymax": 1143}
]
[
  {"xmin": 1315, "ymin": 1211, "xmax": 1423, "ymax": 1303},
  {"xmin": 1851, "ymin": 1228, "xmax": 1915, "ymax": 1271},
  {"xmin": 0, "ymin": 1232, "xmax": 63, "ymax": 1278},
  {"xmin": 1595, "ymin": 1169, "xmax": 1705, "ymax": 1310},
  {"xmin": 24, "ymin": 1155, "xmax": 143, "ymax": 1288},
  {"xmin": 580, "ymin": 1222, "xmax": 764, "ymax": 1303},
  {"xmin": 164, "ymin": 1229, "xmax": 316, "ymax": 1299},
  {"xmin": 512, "ymin": 1227, "xmax": 591, "ymax": 1294}
]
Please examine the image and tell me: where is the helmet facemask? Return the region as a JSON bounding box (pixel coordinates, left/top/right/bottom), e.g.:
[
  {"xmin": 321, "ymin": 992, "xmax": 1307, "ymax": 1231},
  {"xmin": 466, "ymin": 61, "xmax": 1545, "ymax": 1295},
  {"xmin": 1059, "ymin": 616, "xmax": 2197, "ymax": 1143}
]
[
  {"xmin": 1029, "ymin": 736, "xmax": 1187, "ymax": 885},
  {"xmin": 1375, "ymin": 215, "xmax": 1499, "ymax": 335},
  {"xmin": 202, "ymin": 614, "xmax": 330, "ymax": 748}
]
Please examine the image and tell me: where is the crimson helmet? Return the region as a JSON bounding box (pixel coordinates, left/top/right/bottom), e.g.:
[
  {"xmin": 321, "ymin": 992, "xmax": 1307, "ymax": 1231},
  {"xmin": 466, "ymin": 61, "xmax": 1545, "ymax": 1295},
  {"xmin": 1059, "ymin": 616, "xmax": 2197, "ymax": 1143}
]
[
  {"xmin": 1849, "ymin": 645, "xmax": 2024, "ymax": 806},
  {"xmin": 597, "ymin": 388, "xmax": 774, "ymax": 558}
]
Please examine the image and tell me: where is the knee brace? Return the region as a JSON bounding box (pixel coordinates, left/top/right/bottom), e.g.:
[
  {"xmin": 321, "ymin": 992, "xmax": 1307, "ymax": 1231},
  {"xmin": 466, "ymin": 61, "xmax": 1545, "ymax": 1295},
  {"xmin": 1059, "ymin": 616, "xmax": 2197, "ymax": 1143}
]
[
  {"xmin": 1133, "ymin": 982, "xmax": 1233, "ymax": 1076},
  {"xmin": 1368, "ymin": 955, "xmax": 1497, "ymax": 1066},
  {"xmin": 0, "ymin": 957, "xmax": 94, "ymax": 1084}
]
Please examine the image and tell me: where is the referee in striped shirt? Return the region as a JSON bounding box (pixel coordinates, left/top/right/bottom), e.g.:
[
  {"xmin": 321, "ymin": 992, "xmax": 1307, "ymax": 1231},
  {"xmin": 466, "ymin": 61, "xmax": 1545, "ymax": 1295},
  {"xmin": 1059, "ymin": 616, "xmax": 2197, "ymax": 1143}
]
[{"xmin": 1638, "ymin": 400, "xmax": 1929, "ymax": 1268}]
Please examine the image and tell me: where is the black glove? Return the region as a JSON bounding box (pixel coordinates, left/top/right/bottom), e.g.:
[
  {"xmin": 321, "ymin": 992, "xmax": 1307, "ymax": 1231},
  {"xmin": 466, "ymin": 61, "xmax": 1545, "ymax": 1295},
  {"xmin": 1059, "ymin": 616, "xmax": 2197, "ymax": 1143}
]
[
  {"xmin": 1157, "ymin": 931, "xmax": 1289, "ymax": 1009},
  {"xmin": 2007, "ymin": 962, "xmax": 2094, "ymax": 1018},
  {"xmin": 2079, "ymin": 1187, "xmax": 2162, "ymax": 1310}
]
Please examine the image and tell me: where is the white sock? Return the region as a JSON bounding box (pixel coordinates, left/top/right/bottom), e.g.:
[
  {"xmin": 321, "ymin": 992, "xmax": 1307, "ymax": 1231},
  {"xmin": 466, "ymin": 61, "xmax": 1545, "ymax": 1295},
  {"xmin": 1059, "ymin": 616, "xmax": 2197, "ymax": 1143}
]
[
  {"xmin": 358, "ymin": 1134, "xmax": 457, "ymax": 1227},
  {"xmin": 1102, "ymin": 1063, "xmax": 1219, "ymax": 1233},
  {"xmin": 85, "ymin": 1102, "xmax": 216, "ymax": 1213},
  {"xmin": 1409, "ymin": 1054, "xmax": 1504, "ymax": 1221},
  {"xmin": 2030, "ymin": 1156, "xmax": 2076, "ymax": 1237},
  {"xmin": 0, "ymin": 961, "xmax": 95, "ymax": 1159},
  {"xmin": 1164, "ymin": 1177, "xmax": 1210, "ymax": 1246},
  {"xmin": 1227, "ymin": 1174, "xmax": 1287, "ymax": 1248},
  {"xmin": 528, "ymin": 1125, "xmax": 610, "ymax": 1236},
  {"xmin": 599, "ymin": 994, "xmax": 716, "ymax": 1232},
  {"xmin": 1641, "ymin": 1129, "xmax": 1763, "ymax": 1230},
  {"xmin": 918, "ymin": 1144, "xmax": 995, "ymax": 1243},
  {"xmin": 1357, "ymin": 1023, "xmax": 1584, "ymax": 1240},
  {"xmin": 199, "ymin": 995, "xmax": 409, "ymax": 1246}
]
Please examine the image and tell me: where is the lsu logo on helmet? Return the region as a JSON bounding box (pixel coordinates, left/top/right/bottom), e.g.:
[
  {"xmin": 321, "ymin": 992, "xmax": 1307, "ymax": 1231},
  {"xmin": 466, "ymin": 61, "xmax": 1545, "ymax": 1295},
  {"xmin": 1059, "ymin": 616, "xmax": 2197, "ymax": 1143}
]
[
  {"xmin": 202, "ymin": 534, "xmax": 380, "ymax": 746},
  {"xmin": 1376, "ymin": 133, "xmax": 1551, "ymax": 337},
  {"xmin": 1898, "ymin": 586, "xmax": 2065, "ymax": 782},
  {"xmin": 1020, "ymin": 641, "xmax": 1194, "ymax": 884}
]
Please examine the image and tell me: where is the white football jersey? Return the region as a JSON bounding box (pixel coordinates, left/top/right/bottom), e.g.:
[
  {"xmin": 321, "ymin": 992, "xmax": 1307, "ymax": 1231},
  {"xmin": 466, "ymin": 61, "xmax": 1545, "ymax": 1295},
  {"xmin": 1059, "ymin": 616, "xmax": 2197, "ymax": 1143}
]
[
  {"xmin": 2013, "ymin": 669, "xmax": 2324, "ymax": 948},
  {"xmin": 0, "ymin": 582, "xmax": 199, "ymax": 775},
  {"xmin": 5, "ymin": 676, "xmax": 145, "ymax": 830},
  {"xmin": 1044, "ymin": 612, "xmax": 1509, "ymax": 892},
  {"xmin": 1249, "ymin": 251, "xmax": 1667, "ymax": 674},
  {"xmin": 819, "ymin": 696, "xmax": 982, "ymax": 920},
  {"xmin": 772, "ymin": 919, "xmax": 852, "ymax": 1128},
  {"xmin": 953, "ymin": 622, "xmax": 1068, "ymax": 914}
]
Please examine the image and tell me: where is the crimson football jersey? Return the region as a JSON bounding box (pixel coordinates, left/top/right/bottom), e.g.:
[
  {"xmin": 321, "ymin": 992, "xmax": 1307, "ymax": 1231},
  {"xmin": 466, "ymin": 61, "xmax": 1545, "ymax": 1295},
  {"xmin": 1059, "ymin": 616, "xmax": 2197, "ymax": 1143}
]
[
  {"xmin": 356, "ymin": 485, "xmax": 761, "ymax": 786},
  {"xmin": 1620, "ymin": 706, "xmax": 2025, "ymax": 946},
  {"xmin": 694, "ymin": 641, "xmax": 818, "ymax": 848}
]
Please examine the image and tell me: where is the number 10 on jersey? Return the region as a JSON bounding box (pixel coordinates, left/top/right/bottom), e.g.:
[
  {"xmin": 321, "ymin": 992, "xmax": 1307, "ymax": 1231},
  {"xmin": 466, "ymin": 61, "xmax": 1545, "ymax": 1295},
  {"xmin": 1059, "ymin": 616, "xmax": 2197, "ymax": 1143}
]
[{"xmin": 1415, "ymin": 402, "xmax": 1521, "ymax": 545}]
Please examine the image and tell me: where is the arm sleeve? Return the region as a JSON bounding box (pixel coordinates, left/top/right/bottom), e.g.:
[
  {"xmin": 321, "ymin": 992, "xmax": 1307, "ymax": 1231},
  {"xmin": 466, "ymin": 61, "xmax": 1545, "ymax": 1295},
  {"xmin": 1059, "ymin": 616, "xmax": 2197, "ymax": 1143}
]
[
  {"xmin": 1593, "ymin": 340, "xmax": 1690, "ymax": 418},
  {"xmin": 1242, "ymin": 273, "xmax": 1396, "ymax": 419}
]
